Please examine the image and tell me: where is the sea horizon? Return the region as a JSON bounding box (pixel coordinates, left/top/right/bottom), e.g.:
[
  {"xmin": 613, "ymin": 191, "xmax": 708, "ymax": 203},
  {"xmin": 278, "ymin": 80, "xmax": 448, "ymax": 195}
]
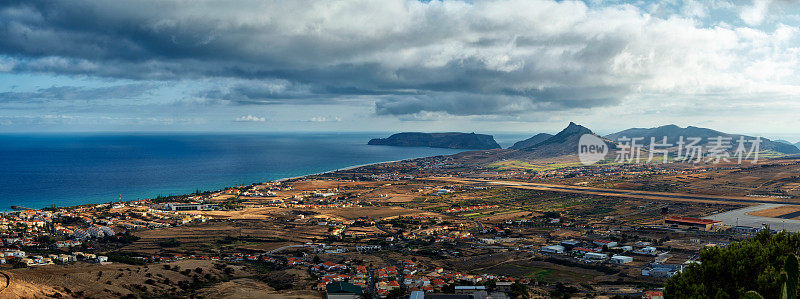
[{"xmin": 0, "ymin": 132, "xmax": 528, "ymax": 211}]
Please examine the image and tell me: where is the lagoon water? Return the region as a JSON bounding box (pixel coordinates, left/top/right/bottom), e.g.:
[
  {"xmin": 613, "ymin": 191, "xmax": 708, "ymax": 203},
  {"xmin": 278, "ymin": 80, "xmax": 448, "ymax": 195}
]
[{"xmin": 0, "ymin": 132, "xmax": 480, "ymax": 210}]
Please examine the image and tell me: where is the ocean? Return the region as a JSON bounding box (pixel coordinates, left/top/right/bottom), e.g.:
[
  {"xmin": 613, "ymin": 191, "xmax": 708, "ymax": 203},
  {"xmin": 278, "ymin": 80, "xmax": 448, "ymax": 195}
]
[{"xmin": 0, "ymin": 132, "xmax": 526, "ymax": 210}]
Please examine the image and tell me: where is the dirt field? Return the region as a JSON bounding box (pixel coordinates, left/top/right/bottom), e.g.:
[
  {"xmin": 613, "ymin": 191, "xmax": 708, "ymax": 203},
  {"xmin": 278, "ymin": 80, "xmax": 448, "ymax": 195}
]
[
  {"xmin": 748, "ymin": 205, "xmax": 800, "ymax": 218},
  {"xmin": 289, "ymin": 180, "xmax": 382, "ymax": 191},
  {"xmin": 6, "ymin": 260, "xmax": 254, "ymax": 298},
  {"xmin": 183, "ymin": 207, "xmax": 282, "ymax": 220},
  {"xmin": 480, "ymin": 210, "xmax": 532, "ymax": 223},
  {"xmin": 318, "ymin": 206, "xmax": 432, "ymax": 220},
  {"xmin": 381, "ymin": 194, "xmax": 418, "ymax": 202},
  {"xmin": 123, "ymin": 221, "xmax": 329, "ymax": 254},
  {"xmin": 194, "ymin": 278, "xmax": 319, "ymax": 299}
]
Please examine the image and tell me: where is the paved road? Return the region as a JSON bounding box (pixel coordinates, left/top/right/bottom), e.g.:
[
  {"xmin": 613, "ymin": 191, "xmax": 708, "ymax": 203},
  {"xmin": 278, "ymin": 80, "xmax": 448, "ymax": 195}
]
[
  {"xmin": 0, "ymin": 271, "xmax": 10, "ymax": 296},
  {"xmin": 703, "ymin": 204, "xmax": 800, "ymax": 232},
  {"xmin": 375, "ymin": 223, "xmax": 392, "ymax": 234},
  {"xmin": 268, "ymin": 244, "xmax": 306, "ymax": 254},
  {"xmin": 429, "ymin": 178, "xmax": 800, "ymax": 206}
]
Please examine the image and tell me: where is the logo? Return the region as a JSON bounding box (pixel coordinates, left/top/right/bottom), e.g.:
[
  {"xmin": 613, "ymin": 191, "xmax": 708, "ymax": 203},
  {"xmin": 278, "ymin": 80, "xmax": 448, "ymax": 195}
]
[{"xmin": 578, "ymin": 134, "xmax": 608, "ymax": 165}]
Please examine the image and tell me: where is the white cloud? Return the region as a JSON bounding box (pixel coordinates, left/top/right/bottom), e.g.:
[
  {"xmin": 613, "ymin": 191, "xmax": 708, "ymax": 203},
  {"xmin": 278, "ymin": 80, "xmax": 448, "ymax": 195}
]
[
  {"xmin": 739, "ymin": 0, "xmax": 772, "ymax": 26},
  {"xmin": 309, "ymin": 116, "xmax": 341, "ymax": 122},
  {"xmin": 235, "ymin": 115, "xmax": 266, "ymax": 122},
  {"xmin": 0, "ymin": 56, "xmax": 15, "ymax": 72},
  {"xmin": 681, "ymin": 0, "xmax": 708, "ymax": 18}
]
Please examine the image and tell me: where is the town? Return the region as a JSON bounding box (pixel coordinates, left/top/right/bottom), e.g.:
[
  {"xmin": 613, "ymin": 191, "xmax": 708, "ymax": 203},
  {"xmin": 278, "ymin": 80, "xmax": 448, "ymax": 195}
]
[{"xmin": 4, "ymin": 155, "xmax": 800, "ymax": 298}]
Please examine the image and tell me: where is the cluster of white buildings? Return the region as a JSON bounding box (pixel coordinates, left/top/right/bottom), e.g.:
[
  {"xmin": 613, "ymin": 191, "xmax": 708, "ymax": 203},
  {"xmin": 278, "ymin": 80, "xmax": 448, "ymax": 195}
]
[
  {"xmin": 71, "ymin": 225, "xmax": 116, "ymax": 240},
  {"xmin": 539, "ymin": 238, "xmax": 698, "ymax": 279},
  {"xmin": 540, "ymin": 239, "xmax": 638, "ymax": 264},
  {"xmin": 0, "ymin": 248, "xmax": 108, "ymax": 266}
]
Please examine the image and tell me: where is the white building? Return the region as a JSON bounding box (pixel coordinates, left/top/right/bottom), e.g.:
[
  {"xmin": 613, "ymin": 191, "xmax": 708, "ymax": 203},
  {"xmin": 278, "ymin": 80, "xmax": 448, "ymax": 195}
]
[
  {"xmin": 355, "ymin": 245, "xmax": 381, "ymax": 252},
  {"xmin": 584, "ymin": 252, "xmax": 608, "ymax": 260},
  {"xmin": 3, "ymin": 250, "xmax": 25, "ymax": 258},
  {"xmin": 642, "ymin": 264, "xmax": 683, "ymax": 277},
  {"xmin": 634, "ymin": 246, "xmax": 659, "ymax": 256},
  {"xmin": 611, "ymin": 255, "xmax": 633, "ymax": 264},
  {"xmin": 72, "ymin": 229, "xmax": 89, "ymax": 240},
  {"xmin": 594, "ymin": 240, "xmax": 618, "ymax": 248},
  {"xmin": 455, "ymin": 286, "xmax": 486, "ymax": 295},
  {"xmin": 541, "ymin": 245, "xmax": 565, "ymax": 254},
  {"xmin": 164, "ymin": 203, "xmax": 202, "ymax": 211},
  {"xmin": 73, "ymin": 225, "xmax": 115, "ymax": 240}
]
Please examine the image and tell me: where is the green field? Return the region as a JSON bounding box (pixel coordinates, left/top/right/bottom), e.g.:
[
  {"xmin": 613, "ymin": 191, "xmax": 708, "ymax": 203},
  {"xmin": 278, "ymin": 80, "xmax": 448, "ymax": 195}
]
[{"xmin": 483, "ymin": 263, "xmax": 598, "ymax": 283}]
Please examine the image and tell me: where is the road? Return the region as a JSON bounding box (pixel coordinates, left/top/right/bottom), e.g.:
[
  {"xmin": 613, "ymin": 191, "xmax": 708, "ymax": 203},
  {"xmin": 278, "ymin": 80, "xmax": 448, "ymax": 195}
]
[
  {"xmin": 703, "ymin": 203, "xmax": 800, "ymax": 232},
  {"xmin": 375, "ymin": 223, "xmax": 392, "ymax": 234},
  {"xmin": 0, "ymin": 271, "xmax": 10, "ymax": 297},
  {"xmin": 267, "ymin": 244, "xmax": 307, "ymax": 254},
  {"xmin": 367, "ymin": 267, "xmax": 378, "ymax": 298},
  {"xmin": 426, "ymin": 177, "xmax": 800, "ymax": 206}
]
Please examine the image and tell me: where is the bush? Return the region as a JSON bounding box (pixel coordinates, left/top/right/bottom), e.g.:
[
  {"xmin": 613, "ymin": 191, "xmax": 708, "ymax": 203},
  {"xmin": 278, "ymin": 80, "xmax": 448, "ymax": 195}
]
[
  {"xmin": 665, "ymin": 229, "xmax": 800, "ymax": 298},
  {"xmin": 157, "ymin": 238, "xmax": 181, "ymax": 248},
  {"xmin": 106, "ymin": 252, "xmax": 146, "ymax": 265}
]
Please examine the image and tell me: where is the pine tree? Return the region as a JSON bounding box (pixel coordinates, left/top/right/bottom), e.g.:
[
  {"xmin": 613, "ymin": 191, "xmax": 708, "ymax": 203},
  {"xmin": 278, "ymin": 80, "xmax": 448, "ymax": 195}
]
[{"xmin": 785, "ymin": 254, "xmax": 799, "ymax": 299}]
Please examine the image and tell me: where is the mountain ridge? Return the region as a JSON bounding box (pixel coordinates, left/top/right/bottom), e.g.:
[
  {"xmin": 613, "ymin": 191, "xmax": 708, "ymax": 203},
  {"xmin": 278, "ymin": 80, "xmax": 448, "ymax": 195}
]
[
  {"xmin": 604, "ymin": 124, "xmax": 799, "ymax": 154},
  {"xmin": 508, "ymin": 133, "xmax": 553, "ymax": 150},
  {"xmin": 467, "ymin": 122, "xmax": 617, "ymax": 162}
]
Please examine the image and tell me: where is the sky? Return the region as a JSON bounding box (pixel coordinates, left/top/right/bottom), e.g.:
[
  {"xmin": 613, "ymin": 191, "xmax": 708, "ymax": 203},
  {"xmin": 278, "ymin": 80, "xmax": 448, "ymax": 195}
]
[{"xmin": 2, "ymin": 0, "xmax": 800, "ymax": 140}]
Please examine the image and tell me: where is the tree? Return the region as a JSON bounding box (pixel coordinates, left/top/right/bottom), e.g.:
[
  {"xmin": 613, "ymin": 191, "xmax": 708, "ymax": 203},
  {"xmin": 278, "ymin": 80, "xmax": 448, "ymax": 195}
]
[
  {"xmin": 510, "ymin": 282, "xmax": 529, "ymax": 299},
  {"xmin": 742, "ymin": 291, "xmax": 764, "ymax": 299},
  {"xmin": 665, "ymin": 229, "xmax": 800, "ymax": 298},
  {"xmin": 785, "ymin": 254, "xmax": 799, "ymax": 299},
  {"xmin": 386, "ymin": 288, "xmax": 404, "ymax": 299}
]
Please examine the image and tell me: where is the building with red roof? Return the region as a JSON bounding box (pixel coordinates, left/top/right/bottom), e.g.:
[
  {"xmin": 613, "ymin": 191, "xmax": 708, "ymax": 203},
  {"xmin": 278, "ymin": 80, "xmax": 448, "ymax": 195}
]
[{"xmin": 665, "ymin": 216, "xmax": 720, "ymax": 231}]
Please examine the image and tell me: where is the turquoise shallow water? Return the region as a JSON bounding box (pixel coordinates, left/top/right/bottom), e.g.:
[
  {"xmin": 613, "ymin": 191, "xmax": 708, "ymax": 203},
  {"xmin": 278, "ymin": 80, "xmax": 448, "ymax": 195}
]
[{"xmin": 0, "ymin": 132, "xmax": 475, "ymax": 210}]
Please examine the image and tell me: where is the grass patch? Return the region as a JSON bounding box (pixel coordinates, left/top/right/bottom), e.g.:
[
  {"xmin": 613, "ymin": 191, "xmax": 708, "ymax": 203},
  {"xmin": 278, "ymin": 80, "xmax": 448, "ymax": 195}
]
[{"xmin": 484, "ymin": 263, "xmax": 597, "ymax": 283}]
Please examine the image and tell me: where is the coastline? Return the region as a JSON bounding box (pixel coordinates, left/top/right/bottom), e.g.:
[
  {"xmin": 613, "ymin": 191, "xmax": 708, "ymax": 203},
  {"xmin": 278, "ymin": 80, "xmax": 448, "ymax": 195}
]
[
  {"xmin": 9, "ymin": 152, "xmax": 448, "ymax": 212},
  {"xmin": 275, "ymin": 157, "xmax": 413, "ymax": 182}
]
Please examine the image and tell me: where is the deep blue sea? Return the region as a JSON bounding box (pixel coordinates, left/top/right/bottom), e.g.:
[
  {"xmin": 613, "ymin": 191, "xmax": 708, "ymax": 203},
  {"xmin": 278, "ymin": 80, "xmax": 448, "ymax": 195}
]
[{"xmin": 0, "ymin": 132, "xmax": 528, "ymax": 210}]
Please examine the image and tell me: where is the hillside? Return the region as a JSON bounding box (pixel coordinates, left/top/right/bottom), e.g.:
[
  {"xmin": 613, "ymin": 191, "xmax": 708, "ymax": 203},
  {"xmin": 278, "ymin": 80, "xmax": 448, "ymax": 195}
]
[
  {"xmin": 508, "ymin": 133, "xmax": 553, "ymax": 150},
  {"xmin": 605, "ymin": 124, "xmax": 800, "ymax": 155},
  {"xmin": 448, "ymin": 122, "xmax": 614, "ymax": 164},
  {"xmin": 367, "ymin": 132, "xmax": 501, "ymax": 149},
  {"xmin": 511, "ymin": 122, "xmax": 616, "ymax": 159}
]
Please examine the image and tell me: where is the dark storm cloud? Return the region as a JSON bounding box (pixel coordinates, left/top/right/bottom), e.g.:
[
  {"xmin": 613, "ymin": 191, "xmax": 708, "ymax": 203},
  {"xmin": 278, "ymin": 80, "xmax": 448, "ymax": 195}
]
[
  {"xmin": 375, "ymin": 86, "xmax": 624, "ymax": 116},
  {"xmin": 0, "ymin": 84, "xmax": 156, "ymax": 103},
  {"xmin": 0, "ymin": 0, "xmax": 765, "ymax": 117}
]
